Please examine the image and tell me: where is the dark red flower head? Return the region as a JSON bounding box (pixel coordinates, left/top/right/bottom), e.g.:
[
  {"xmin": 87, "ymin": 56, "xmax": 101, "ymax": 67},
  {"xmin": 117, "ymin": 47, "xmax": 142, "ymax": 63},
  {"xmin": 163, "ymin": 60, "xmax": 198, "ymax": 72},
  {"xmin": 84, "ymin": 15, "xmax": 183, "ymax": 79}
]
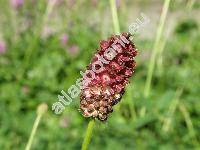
[{"xmin": 80, "ymin": 33, "xmax": 137, "ymax": 121}]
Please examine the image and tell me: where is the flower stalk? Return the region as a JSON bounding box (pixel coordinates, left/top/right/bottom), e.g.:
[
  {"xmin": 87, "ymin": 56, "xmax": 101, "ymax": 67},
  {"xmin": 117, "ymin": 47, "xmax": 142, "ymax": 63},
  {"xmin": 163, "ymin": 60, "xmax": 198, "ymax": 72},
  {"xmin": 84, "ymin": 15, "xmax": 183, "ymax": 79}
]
[
  {"xmin": 144, "ymin": 0, "xmax": 171, "ymax": 97},
  {"xmin": 81, "ymin": 1, "xmax": 122, "ymax": 150},
  {"xmin": 187, "ymin": 0, "xmax": 196, "ymax": 11},
  {"xmin": 109, "ymin": 0, "xmax": 120, "ymax": 34},
  {"xmin": 81, "ymin": 119, "xmax": 95, "ymax": 150},
  {"xmin": 25, "ymin": 103, "xmax": 48, "ymax": 150}
]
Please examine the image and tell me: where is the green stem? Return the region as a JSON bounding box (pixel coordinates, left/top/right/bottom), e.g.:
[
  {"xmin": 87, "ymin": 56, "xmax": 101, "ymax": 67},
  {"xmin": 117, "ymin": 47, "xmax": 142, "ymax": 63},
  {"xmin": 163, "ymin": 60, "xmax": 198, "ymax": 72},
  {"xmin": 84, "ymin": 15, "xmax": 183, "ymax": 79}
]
[
  {"xmin": 178, "ymin": 102, "xmax": 197, "ymax": 143},
  {"xmin": 144, "ymin": 0, "xmax": 171, "ymax": 98},
  {"xmin": 157, "ymin": 37, "xmax": 167, "ymax": 75},
  {"xmin": 109, "ymin": 0, "xmax": 120, "ymax": 34},
  {"xmin": 25, "ymin": 114, "xmax": 42, "ymax": 150},
  {"xmin": 25, "ymin": 103, "xmax": 48, "ymax": 150},
  {"xmin": 81, "ymin": 119, "xmax": 95, "ymax": 150},
  {"xmin": 109, "ymin": 0, "xmax": 121, "ymax": 113},
  {"xmin": 162, "ymin": 88, "xmax": 182, "ymax": 132},
  {"xmin": 187, "ymin": 0, "xmax": 196, "ymax": 11},
  {"xmin": 126, "ymin": 85, "xmax": 137, "ymax": 121},
  {"xmin": 81, "ymin": 1, "xmax": 121, "ymax": 149},
  {"xmin": 81, "ymin": 1, "xmax": 120, "ymax": 149}
]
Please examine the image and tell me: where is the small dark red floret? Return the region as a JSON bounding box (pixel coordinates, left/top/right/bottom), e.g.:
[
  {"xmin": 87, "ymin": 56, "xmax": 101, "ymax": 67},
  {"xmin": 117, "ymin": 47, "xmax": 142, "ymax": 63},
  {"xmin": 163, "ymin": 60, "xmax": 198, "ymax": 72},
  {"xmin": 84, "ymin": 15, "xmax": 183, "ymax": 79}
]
[{"xmin": 80, "ymin": 33, "xmax": 138, "ymax": 121}]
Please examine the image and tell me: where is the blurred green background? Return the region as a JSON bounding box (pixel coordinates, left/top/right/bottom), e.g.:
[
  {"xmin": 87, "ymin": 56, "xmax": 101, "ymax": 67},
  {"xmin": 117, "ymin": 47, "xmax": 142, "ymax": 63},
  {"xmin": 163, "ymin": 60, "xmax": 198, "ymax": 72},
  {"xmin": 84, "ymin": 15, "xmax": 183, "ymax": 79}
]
[{"xmin": 0, "ymin": 0, "xmax": 199, "ymax": 149}]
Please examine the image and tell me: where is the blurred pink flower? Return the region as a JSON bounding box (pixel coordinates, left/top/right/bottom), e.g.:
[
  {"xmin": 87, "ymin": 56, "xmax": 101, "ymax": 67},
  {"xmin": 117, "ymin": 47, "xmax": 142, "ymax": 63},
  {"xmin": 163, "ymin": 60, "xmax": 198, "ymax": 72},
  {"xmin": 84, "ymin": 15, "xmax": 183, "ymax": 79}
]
[
  {"xmin": 67, "ymin": 45, "xmax": 79, "ymax": 56},
  {"xmin": 10, "ymin": 0, "xmax": 24, "ymax": 8},
  {"xmin": 55, "ymin": 0, "xmax": 64, "ymax": 6},
  {"xmin": 22, "ymin": 85, "xmax": 29, "ymax": 94},
  {"xmin": 0, "ymin": 41, "xmax": 6, "ymax": 54},
  {"xmin": 116, "ymin": 0, "xmax": 121, "ymax": 8},
  {"xmin": 92, "ymin": 0, "xmax": 98, "ymax": 7},
  {"xmin": 60, "ymin": 33, "xmax": 68, "ymax": 45}
]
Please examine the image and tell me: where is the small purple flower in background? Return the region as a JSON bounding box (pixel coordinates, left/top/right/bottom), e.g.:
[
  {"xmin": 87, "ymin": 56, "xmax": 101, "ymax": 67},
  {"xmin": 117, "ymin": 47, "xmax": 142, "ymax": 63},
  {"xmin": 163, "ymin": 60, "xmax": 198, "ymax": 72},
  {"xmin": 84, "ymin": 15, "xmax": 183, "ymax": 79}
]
[
  {"xmin": 60, "ymin": 33, "xmax": 68, "ymax": 45},
  {"xmin": 67, "ymin": 45, "xmax": 79, "ymax": 56},
  {"xmin": 116, "ymin": 0, "xmax": 121, "ymax": 8},
  {"xmin": 10, "ymin": 0, "xmax": 24, "ymax": 9},
  {"xmin": 0, "ymin": 40, "xmax": 6, "ymax": 54}
]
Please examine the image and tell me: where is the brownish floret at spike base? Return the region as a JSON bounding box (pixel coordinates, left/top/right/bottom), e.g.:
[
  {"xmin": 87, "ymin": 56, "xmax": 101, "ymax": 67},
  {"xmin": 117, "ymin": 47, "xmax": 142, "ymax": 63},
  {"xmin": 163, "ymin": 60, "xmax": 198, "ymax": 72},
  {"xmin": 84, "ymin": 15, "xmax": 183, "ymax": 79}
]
[{"xmin": 80, "ymin": 33, "xmax": 138, "ymax": 121}]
